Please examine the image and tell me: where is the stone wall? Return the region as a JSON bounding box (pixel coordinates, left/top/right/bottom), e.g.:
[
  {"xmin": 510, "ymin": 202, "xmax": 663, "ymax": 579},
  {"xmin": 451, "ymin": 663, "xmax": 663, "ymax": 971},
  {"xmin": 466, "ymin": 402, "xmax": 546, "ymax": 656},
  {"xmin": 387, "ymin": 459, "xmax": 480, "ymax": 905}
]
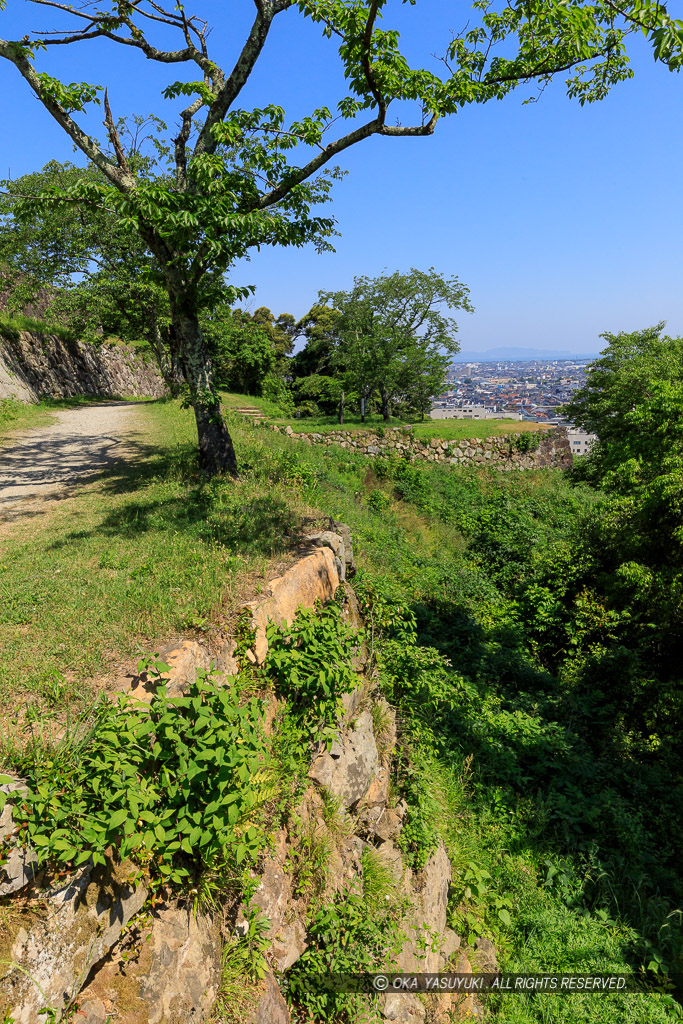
[
  {"xmin": 0, "ymin": 526, "xmax": 486, "ymax": 1024},
  {"xmin": 279, "ymin": 422, "xmax": 573, "ymax": 470},
  {"xmin": 0, "ymin": 329, "xmax": 166, "ymax": 402}
]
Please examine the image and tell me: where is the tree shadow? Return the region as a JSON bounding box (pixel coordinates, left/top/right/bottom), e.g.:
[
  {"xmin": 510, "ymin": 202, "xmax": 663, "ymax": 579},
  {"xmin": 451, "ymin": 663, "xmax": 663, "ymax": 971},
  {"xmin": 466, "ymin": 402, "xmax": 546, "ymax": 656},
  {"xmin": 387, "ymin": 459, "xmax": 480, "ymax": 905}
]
[
  {"xmin": 408, "ymin": 593, "xmax": 683, "ymax": 975},
  {"xmin": 38, "ymin": 432, "xmax": 305, "ymax": 560}
]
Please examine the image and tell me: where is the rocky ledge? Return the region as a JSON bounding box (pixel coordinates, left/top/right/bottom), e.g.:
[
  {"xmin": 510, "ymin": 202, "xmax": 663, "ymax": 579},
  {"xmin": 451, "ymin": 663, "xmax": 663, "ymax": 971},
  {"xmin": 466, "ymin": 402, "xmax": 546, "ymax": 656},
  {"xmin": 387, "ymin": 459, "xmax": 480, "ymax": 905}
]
[{"xmin": 0, "ymin": 525, "xmax": 491, "ymax": 1023}]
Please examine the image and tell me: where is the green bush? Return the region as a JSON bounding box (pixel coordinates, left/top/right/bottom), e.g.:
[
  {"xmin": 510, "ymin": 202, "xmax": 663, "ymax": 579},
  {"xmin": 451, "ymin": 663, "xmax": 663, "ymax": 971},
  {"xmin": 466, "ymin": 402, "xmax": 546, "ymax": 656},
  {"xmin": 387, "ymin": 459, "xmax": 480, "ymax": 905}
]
[
  {"xmin": 266, "ymin": 602, "xmax": 359, "ymax": 745},
  {"xmin": 367, "ymin": 489, "xmax": 392, "ymax": 515},
  {"xmin": 1, "ymin": 663, "xmax": 268, "ymax": 883},
  {"xmin": 0, "ymin": 398, "xmax": 20, "ymax": 428},
  {"xmin": 261, "ymin": 371, "xmax": 294, "ymax": 414},
  {"xmin": 511, "ymin": 431, "xmax": 543, "ymax": 453},
  {"xmin": 286, "ymin": 886, "xmax": 407, "ymax": 1021}
]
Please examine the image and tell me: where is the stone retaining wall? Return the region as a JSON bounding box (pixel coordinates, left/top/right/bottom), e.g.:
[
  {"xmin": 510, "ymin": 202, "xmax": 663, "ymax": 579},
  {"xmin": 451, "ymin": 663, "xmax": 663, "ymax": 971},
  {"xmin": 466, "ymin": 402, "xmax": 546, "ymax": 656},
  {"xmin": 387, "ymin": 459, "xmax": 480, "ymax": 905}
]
[
  {"xmin": 279, "ymin": 423, "xmax": 573, "ymax": 470},
  {"xmin": 0, "ymin": 524, "xmax": 486, "ymax": 1024},
  {"xmin": 0, "ymin": 329, "xmax": 166, "ymax": 402}
]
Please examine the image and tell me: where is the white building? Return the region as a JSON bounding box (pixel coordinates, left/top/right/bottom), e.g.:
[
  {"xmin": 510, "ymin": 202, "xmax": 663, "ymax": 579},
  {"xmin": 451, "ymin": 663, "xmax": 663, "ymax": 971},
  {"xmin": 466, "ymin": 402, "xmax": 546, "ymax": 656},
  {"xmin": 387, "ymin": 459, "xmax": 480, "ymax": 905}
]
[
  {"xmin": 430, "ymin": 405, "xmax": 522, "ymax": 421},
  {"xmin": 567, "ymin": 426, "xmax": 597, "ymax": 455}
]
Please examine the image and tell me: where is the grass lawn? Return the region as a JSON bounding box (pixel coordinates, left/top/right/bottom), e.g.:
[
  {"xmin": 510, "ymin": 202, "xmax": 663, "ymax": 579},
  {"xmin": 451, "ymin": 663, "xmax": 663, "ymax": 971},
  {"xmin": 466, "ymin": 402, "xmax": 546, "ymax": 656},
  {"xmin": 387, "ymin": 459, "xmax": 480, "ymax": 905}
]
[
  {"xmin": 0, "ymin": 397, "xmax": 57, "ymax": 442},
  {"xmin": 222, "ymin": 392, "xmax": 551, "ymax": 441},
  {"xmin": 0, "ymin": 400, "xmax": 318, "ymax": 726},
  {"xmin": 0, "ymin": 398, "xmax": 675, "ymax": 1022},
  {"xmin": 0, "ymin": 395, "xmax": 560, "ymax": 731}
]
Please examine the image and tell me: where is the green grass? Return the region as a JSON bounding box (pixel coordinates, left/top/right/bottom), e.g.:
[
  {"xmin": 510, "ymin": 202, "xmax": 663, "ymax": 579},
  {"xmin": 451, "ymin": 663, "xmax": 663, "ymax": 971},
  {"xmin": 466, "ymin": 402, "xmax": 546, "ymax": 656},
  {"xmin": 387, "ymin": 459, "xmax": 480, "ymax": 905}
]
[
  {"xmin": 0, "ymin": 400, "xmax": 315, "ymax": 720},
  {"xmin": 398, "ymin": 417, "xmax": 549, "ymax": 440},
  {"xmin": 1, "ymin": 399, "xmax": 679, "ymax": 1022},
  {"xmin": 0, "ymin": 397, "xmax": 56, "ymax": 442},
  {"xmin": 289, "ymin": 414, "xmax": 548, "ymax": 441},
  {"xmin": 221, "ymin": 391, "xmax": 549, "ymax": 441},
  {"xmin": 222, "ymin": 391, "xmax": 286, "ymax": 417},
  {"xmin": 0, "ymin": 310, "xmax": 76, "ymax": 343}
]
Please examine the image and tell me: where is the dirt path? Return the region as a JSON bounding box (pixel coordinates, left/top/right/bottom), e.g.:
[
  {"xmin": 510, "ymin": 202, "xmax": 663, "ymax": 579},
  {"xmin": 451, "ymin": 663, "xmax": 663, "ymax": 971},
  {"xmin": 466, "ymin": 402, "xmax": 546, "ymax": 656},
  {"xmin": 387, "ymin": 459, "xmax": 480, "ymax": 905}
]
[{"xmin": 0, "ymin": 401, "xmax": 144, "ymax": 522}]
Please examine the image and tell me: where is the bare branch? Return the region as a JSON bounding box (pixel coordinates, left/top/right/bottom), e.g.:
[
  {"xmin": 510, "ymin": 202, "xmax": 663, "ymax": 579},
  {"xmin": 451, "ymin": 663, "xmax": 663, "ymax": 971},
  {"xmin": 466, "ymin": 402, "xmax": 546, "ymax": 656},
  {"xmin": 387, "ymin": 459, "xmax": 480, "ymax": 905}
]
[
  {"xmin": 38, "ymin": 30, "xmax": 112, "ymax": 47},
  {"xmin": 379, "ymin": 113, "xmax": 439, "ymax": 136},
  {"xmin": 0, "ymin": 37, "xmax": 134, "ymax": 192},
  {"xmin": 194, "ymin": 1, "xmax": 292, "ymax": 158},
  {"xmin": 28, "ymin": 0, "xmax": 213, "ymax": 73},
  {"xmin": 258, "ymin": 110, "xmax": 438, "ymax": 210},
  {"xmin": 361, "ymin": 0, "xmax": 387, "ymax": 119},
  {"xmin": 30, "ymin": 0, "xmax": 99, "ymax": 24},
  {"xmin": 104, "ymin": 88, "xmax": 132, "ymax": 176},
  {"xmin": 174, "ymin": 95, "xmax": 204, "ymax": 189}
]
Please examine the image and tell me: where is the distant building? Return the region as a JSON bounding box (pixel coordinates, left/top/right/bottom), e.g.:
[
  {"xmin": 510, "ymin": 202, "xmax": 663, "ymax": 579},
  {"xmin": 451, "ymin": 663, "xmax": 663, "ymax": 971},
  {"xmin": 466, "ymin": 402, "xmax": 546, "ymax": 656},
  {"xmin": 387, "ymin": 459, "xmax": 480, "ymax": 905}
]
[
  {"xmin": 567, "ymin": 426, "xmax": 596, "ymax": 455},
  {"xmin": 430, "ymin": 405, "xmax": 522, "ymax": 421}
]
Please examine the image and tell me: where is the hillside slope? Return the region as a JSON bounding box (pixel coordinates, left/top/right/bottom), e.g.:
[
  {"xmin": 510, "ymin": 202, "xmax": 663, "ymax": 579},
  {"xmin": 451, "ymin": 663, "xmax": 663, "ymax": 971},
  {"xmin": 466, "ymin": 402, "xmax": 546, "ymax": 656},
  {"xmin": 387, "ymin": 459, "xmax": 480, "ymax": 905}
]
[{"xmin": 0, "ymin": 400, "xmax": 679, "ymax": 1024}]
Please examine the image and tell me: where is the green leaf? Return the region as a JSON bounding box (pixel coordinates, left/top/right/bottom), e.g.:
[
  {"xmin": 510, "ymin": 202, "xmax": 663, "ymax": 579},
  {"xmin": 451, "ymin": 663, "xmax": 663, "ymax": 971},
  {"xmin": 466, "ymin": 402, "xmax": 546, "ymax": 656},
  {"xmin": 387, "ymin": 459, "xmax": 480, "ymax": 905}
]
[{"xmin": 108, "ymin": 808, "xmax": 128, "ymax": 831}]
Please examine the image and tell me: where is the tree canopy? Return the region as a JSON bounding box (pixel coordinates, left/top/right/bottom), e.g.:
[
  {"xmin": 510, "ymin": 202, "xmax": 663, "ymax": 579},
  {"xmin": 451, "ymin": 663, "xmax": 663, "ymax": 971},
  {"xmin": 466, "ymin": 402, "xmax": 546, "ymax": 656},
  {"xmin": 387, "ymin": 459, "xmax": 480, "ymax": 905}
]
[
  {"xmin": 1, "ymin": 0, "xmax": 681, "ymax": 473},
  {"xmin": 564, "ymin": 324, "xmax": 683, "ymax": 575},
  {"xmin": 317, "ymin": 267, "xmax": 472, "ymax": 421},
  {"xmin": 514, "ymin": 325, "xmax": 683, "ymax": 747}
]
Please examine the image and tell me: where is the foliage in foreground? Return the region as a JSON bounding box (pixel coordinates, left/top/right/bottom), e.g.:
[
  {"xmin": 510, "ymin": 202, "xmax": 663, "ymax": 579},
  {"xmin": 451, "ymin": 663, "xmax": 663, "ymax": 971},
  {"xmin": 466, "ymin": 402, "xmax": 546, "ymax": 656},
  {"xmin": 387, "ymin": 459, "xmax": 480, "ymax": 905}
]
[
  {"xmin": 2, "ymin": 398, "xmax": 683, "ymax": 1022},
  {"xmin": 0, "ymin": 602, "xmax": 360, "ymax": 897},
  {"xmin": 1, "ymin": 665, "xmax": 267, "ymax": 882}
]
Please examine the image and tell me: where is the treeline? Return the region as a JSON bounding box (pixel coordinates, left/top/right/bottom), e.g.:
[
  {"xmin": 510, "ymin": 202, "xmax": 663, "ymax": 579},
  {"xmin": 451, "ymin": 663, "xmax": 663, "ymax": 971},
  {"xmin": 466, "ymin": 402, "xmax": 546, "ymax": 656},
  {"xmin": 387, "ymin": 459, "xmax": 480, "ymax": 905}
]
[{"xmin": 0, "ymin": 161, "xmax": 471, "ymax": 423}]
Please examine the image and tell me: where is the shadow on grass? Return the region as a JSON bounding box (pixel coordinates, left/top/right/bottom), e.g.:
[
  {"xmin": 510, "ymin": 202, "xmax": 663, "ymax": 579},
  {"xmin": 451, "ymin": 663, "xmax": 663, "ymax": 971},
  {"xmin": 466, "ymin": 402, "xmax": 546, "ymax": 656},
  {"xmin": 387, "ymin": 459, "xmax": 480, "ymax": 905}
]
[
  {"xmin": 407, "ymin": 591, "xmax": 683, "ymax": 976},
  {"xmin": 40, "ymin": 429, "xmax": 304, "ymax": 560}
]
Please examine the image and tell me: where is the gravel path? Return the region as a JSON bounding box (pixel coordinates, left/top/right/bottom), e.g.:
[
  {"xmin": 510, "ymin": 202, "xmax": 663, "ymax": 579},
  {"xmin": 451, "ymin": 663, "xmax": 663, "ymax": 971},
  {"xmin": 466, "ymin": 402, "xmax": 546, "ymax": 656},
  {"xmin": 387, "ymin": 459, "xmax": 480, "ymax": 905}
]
[{"xmin": 0, "ymin": 401, "xmax": 143, "ymax": 521}]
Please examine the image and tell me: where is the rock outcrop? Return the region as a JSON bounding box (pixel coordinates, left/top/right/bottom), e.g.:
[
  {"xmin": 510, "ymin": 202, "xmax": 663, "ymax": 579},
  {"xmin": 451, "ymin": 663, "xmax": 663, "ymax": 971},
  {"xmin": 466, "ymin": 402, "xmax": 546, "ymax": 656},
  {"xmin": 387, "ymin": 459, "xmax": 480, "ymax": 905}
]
[
  {"xmin": 1, "ymin": 859, "xmax": 147, "ymax": 1023},
  {"xmin": 76, "ymin": 904, "xmax": 222, "ymax": 1024},
  {"xmin": 0, "ymin": 329, "xmax": 166, "ymax": 402},
  {"xmin": 0, "ymin": 523, "xmax": 483, "ymax": 1024},
  {"xmin": 244, "ymin": 543, "xmax": 342, "ymax": 664},
  {"xmin": 0, "ymin": 779, "xmax": 37, "ymax": 897},
  {"xmin": 309, "ymin": 709, "xmax": 379, "ymax": 808}
]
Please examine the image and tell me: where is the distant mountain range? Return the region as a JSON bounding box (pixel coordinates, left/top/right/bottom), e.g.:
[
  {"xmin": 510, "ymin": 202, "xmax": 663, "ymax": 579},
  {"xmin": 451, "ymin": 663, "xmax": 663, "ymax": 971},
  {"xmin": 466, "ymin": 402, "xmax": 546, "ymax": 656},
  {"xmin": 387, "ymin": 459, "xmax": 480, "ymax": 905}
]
[{"xmin": 452, "ymin": 347, "xmax": 600, "ymax": 362}]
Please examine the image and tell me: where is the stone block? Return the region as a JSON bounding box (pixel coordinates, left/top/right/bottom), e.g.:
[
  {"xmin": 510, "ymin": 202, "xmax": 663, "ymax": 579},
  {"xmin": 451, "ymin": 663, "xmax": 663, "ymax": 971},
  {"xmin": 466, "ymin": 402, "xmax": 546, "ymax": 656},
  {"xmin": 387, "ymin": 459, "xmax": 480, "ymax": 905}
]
[
  {"xmin": 381, "ymin": 992, "xmax": 426, "ymax": 1022},
  {"xmin": 309, "ymin": 710, "xmax": 378, "ymax": 808},
  {"xmin": 245, "ymin": 546, "xmax": 340, "ymax": 664},
  {"xmin": 2, "ymin": 859, "xmax": 147, "ymax": 1024},
  {"xmin": 306, "ymin": 529, "xmax": 347, "ymax": 581},
  {"xmin": 76, "ymin": 903, "xmax": 221, "ymax": 1024},
  {"xmin": 0, "ymin": 847, "xmax": 38, "ymax": 898},
  {"xmin": 250, "ymin": 970, "xmax": 290, "ymax": 1024},
  {"xmin": 122, "ymin": 639, "xmax": 212, "ymax": 702}
]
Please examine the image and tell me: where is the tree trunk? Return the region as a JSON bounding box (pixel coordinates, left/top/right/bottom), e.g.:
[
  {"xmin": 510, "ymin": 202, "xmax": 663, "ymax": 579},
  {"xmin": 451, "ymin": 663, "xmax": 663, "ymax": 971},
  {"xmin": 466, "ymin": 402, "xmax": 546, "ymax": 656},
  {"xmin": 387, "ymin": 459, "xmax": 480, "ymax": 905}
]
[
  {"xmin": 150, "ymin": 321, "xmax": 184, "ymax": 396},
  {"xmin": 338, "ymin": 390, "xmax": 345, "ymax": 425},
  {"xmin": 174, "ymin": 309, "xmax": 238, "ymax": 477},
  {"xmin": 380, "ymin": 386, "xmax": 391, "ymax": 422}
]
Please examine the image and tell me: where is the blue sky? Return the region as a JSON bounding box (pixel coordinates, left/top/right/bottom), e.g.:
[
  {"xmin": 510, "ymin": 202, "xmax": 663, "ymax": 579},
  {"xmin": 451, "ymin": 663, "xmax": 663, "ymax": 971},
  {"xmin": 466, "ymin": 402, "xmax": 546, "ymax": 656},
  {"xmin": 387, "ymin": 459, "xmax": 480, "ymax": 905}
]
[{"xmin": 0, "ymin": 1, "xmax": 681, "ymax": 355}]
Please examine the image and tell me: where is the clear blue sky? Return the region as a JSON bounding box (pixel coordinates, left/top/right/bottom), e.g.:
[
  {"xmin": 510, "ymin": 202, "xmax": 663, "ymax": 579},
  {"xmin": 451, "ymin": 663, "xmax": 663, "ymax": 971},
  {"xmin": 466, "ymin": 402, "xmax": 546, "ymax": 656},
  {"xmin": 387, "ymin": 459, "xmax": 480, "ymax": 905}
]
[{"xmin": 1, "ymin": 1, "xmax": 681, "ymax": 354}]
